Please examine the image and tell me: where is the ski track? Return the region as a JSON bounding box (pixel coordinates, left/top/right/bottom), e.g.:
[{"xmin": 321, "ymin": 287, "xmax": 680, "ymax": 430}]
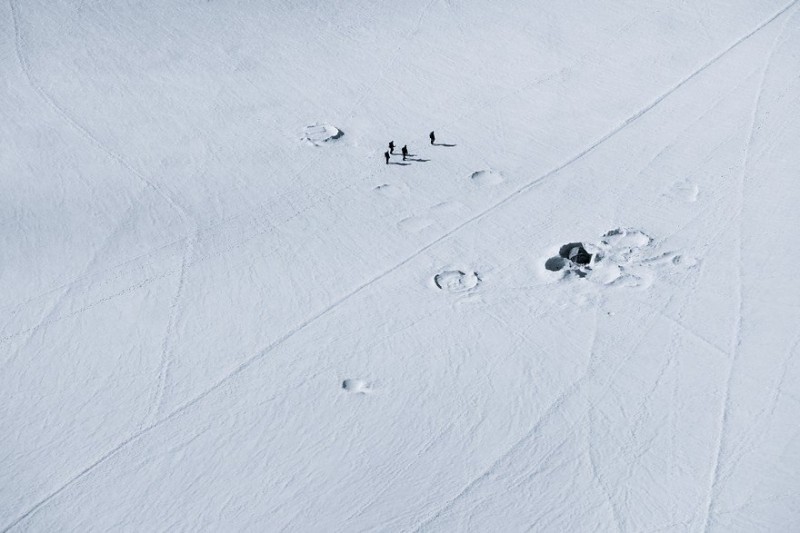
[
  {"xmin": 347, "ymin": 0, "xmax": 435, "ymax": 118},
  {"xmin": 588, "ymin": 407, "xmax": 625, "ymax": 533},
  {"xmin": 412, "ymin": 302, "xmax": 668, "ymax": 532},
  {"xmin": 699, "ymin": 9, "xmax": 794, "ymax": 531},
  {"xmin": 1, "ymin": 197, "xmax": 141, "ymax": 369},
  {"xmin": 0, "ymin": 0, "xmax": 741, "ymax": 324},
  {"xmin": 4, "ymin": 0, "xmax": 331, "ymax": 319},
  {"xmin": 413, "ymin": 5, "xmax": 799, "ymax": 528},
  {"xmin": 586, "ymin": 299, "xmax": 625, "ymax": 533},
  {"xmin": 5, "ymin": 0, "xmax": 201, "ymax": 370},
  {"xmin": 627, "ymin": 71, "xmax": 754, "ymax": 185},
  {"xmin": 2, "ymin": 102, "xmax": 390, "ymax": 340},
  {"xmin": 765, "ymin": 334, "xmax": 800, "ymax": 418},
  {"xmin": 483, "ymin": 308, "xmax": 553, "ymax": 363},
  {"xmin": 0, "ymin": 160, "xmax": 382, "ymax": 345},
  {"xmin": 635, "ymin": 299, "xmax": 728, "ymax": 359},
  {"xmin": 0, "ymin": 153, "xmax": 382, "ymax": 344},
  {"xmin": 145, "ymin": 230, "xmax": 197, "ymax": 425},
  {"xmin": 343, "ymin": 420, "xmax": 463, "ymax": 526},
  {"xmin": 3, "ymin": 2, "xmax": 799, "ymax": 531},
  {"xmin": 7, "ymin": 0, "xmax": 189, "ymax": 225}
]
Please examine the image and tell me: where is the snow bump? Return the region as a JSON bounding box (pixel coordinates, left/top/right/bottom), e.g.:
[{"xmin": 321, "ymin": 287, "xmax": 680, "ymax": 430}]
[
  {"xmin": 470, "ymin": 169, "xmax": 503, "ymax": 186},
  {"xmin": 543, "ymin": 228, "xmax": 697, "ymax": 288},
  {"xmin": 341, "ymin": 379, "xmax": 372, "ymax": 394},
  {"xmin": 433, "ymin": 270, "xmax": 481, "ymax": 293},
  {"xmin": 301, "ymin": 123, "xmax": 343, "ymax": 146}
]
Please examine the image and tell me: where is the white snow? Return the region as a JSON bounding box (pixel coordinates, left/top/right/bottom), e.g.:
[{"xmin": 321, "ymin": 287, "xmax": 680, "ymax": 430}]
[{"xmin": 2, "ymin": 0, "xmax": 800, "ymax": 531}]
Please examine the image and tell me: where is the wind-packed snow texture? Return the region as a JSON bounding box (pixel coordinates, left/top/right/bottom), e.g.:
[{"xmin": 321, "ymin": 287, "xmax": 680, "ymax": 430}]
[{"xmin": 2, "ymin": 0, "xmax": 800, "ymax": 531}]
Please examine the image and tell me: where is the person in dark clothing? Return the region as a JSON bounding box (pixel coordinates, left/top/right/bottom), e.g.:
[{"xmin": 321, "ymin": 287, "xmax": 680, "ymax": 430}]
[
  {"xmin": 389, "ymin": 141, "xmax": 395, "ymax": 154},
  {"xmin": 402, "ymin": 145, "xmax": 408, "ymax": 161},
  {"xmin": 429, "ymin": 131, "xmax": 435, "ymax": 145},
  {"xmin": 384, "ymin": 151, "xmax": 390, "ymax": 165}
]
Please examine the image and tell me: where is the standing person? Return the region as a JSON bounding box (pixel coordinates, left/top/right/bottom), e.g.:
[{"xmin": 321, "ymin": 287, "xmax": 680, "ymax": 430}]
[
  {"xmin": 402, "ymin": 145, "xmax": 408, "ymax": 161},
  {"xmin": 429, "ymin": 131, "xmax": 435, "ymax": 145},
  {"xmin": 389, "ymin": 141, "xmax": 395, "ymax": 154},
  {"xmin": 384, "ymin": 151, "xmax": 390, "ymax": 165}
]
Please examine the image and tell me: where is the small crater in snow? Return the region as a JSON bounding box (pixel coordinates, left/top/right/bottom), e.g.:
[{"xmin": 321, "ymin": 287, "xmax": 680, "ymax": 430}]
[
  {"xmin": 434, "ymin": 270, "xmax": 481, "ymax": 293},
  {"xmin": 601, "ymin": 228, "xmax": 652, "ymax": 250},
  {"xmin": 301, "ymin": 123, "xmax": 343, "ymax": 146},
  {"xmin": 545, "ymin": 256, "xmax": 570, "ymax": 272},
  {"xmin": 470, "ymin": 169, "xmax": 503, "ymax": 186},
  {"xmin": 559, "ymin": 242, "xmax": 594, "ymax": 265},
  {"xmin": 342, "ymin": 379, "xmax": 371, "ymax": 394}
]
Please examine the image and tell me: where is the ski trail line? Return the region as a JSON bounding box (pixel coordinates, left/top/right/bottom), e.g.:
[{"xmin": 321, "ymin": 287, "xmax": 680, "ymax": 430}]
[
  {"xmin": 145, "ymin": 231, "xmax": 198, "ymax": 425},
  {"xmin": 585, "ymin": 297, "xmax": 625, "ymax": 533},
  {"xmin": 2, "ymin": 2, "xmax": 797, "ymax": 530},
  {"xmin": 0, "ymin": 161, "xmax": 378, "ymax": 345},
  {"xmin": 7, "ymin": 0, "xmax": 189, "ymax": 225},
  {"xmin": 1, "ymin": 199, "xmax": 141, "ymax": 367},
  {"xmin": 699, "ymin": 8, "xmax": 794, "ymax": 532},
  {"xmin": 6, "ymin": 0, "xmax": 201, "ymax": 349},
  {"xmin": 347, "ymin": 0, "xmax": 434, "ymax": 116},
  {"xmin": 412, "ymin": 301, "xmax": 670, "ymax": 533}
]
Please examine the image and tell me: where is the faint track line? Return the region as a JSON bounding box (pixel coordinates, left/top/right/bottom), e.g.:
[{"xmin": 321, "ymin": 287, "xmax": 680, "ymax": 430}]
[
  {"xmin": 343, "ymin": 420, "xmax": 460, "ymax": 525},
  {"xmin": 6, "ymin": 0, "xmax": 202, "ymax": 392},
  {"xmin": 412, "ymin": 302, "xmax": 668, "ymax": 532},
  {"xmin": 8, "ymin": 0, "xmax": 189, "ymax": 224},
  {"xmin": 3, "ymin": 0, "xmax": 791, "ymax": 325},
  {"xmin": 3, "ymin": 2, "xmax": 798, "ymax": 530},
  {"xmin": 411, "ymin": 9, "xmax": 800, "ymax": 526},
  {"xmin": 635, "ymin": 299, "xmax": 728, "ymax": 358},
  {"xmin": 700, "ymin": 9, "xmax": 795, "ymax": 531},
  {"xmin": 0, "ymin": 164, "xmax": 381, "ymax": 344},
  {"xmin": 585, "ymin": 296, "xmax": 625, "ymax": 533},
  {"xmin": 145, "ymin": 230, "xmax": 197, "ymax": 424},
  {"xmin": 588, "ymin": 407, "xmax": 625, "ymax": 533},
  {"xmin": 1, "ymin": 196, "xmax": 141, "ymax": 368},
  {"xmin": 350, "ymin": 0, "xmax": 434, "ymax": 116},
  {"xmin": 0, "ymin": 266, "xmax": 179, "ymax": 343}
]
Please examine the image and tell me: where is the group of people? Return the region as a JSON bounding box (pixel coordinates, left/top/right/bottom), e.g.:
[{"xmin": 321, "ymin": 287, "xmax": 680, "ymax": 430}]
[{"xmin": 384, "ymin": 131, "xmax": 436, "ymax": 164}]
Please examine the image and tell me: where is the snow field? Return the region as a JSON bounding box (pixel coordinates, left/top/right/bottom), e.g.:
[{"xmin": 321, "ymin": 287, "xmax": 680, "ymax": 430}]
[{"xmin": 2, "ymin": 0, "xmax": 800, "ymax": 531}]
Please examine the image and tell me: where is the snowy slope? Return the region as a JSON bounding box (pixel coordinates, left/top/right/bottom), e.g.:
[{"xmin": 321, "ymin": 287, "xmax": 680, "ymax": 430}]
[{"xmin": 2, "ymin": 0, "xmax": 800, "ymax": 531}]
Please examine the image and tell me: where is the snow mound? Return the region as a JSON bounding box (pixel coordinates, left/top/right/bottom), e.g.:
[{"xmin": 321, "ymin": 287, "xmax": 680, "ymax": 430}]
[
  {"xmin": 543, "ymin": 228, "xmax": 697, "ymax": 288},
  {"xmin": 433, "ymin": 270, "xmax": 481, "ymax": 292},
  {"xmin": 600, "ymin": 227, "xmax": 652, "ymax": 251},
  {"xmin": 470, "ymin": 169, "xmax": 504, "ymax": 186},
  {"xmin": 341, "ymin": 379, "xmax": 372, "ymax": 394},
  {"xmin": 301, "ymin": 123, "xmax": 343, "ymax": 145}
]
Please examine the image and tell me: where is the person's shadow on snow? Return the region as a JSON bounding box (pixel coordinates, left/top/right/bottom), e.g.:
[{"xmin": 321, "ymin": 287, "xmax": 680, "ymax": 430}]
[
  {"xmin": 390, "ymin": 162, "xmax": 411, "ymax": 166},
  {"xmin": 432, "ymin": 143, "xmax": 456, "ymax": 147}
]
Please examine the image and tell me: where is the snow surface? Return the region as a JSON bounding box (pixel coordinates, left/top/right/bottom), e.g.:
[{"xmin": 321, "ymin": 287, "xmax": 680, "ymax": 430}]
[{"xmin": 2, "ymin": 0, "xmax": 800, "ymax": 531}]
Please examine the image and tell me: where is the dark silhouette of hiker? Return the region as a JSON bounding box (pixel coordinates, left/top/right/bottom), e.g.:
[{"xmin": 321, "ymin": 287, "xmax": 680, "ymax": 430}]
[
  {"xmin": 389, "ymin": 141, "xmax": 395, "ymax": 154},
  {"xmin": 402, "ymin": 145, "xmax": 408, "ymax": 161},
  {"xmin": 429, "ymin": 131, "xmax": 435, "ymax": 145},
  {"xmin": 384, "ymin": 151, "xmax": 390, "ymax": 165}
]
